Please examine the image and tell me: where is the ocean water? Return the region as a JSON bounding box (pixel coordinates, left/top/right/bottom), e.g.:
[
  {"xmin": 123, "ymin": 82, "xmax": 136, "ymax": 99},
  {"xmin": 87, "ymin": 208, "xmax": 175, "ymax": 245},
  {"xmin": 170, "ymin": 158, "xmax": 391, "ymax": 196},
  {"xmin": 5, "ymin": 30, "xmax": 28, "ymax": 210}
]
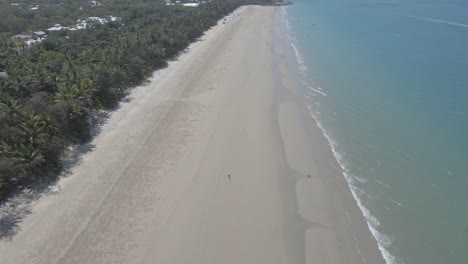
[{"xmin": 283, "ymin": 1, "xmax": 468, "ymax": 263}]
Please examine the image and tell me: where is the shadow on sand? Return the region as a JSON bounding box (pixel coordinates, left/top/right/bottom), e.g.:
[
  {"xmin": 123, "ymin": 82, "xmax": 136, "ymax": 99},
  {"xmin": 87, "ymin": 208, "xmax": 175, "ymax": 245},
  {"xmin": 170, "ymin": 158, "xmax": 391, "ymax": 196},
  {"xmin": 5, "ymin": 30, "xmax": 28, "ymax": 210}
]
[
  {"xmin": 0, "ymin": 30, "xmax": 198, "ymax": 242},
  {"xmin": 0, "ymin": 110, "xmax": 113, "ymax": 240}
]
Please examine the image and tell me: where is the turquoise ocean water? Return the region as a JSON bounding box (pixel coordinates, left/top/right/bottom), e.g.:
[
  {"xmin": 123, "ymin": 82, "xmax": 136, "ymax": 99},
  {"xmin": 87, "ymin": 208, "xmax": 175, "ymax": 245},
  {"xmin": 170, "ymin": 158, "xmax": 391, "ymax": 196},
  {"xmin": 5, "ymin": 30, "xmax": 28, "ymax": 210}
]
[{"xmin": 283, "ymin": 1, "xmax": 468, "ymax": 263}]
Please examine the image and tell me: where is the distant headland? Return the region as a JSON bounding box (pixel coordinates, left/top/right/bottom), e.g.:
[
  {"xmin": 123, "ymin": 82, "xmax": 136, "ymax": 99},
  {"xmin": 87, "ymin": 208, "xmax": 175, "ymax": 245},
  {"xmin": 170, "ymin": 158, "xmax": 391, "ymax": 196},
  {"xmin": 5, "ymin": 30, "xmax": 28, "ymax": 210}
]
[{"xmin": 270, "ymin": 0, "xmax": 293, "ymax": 6}]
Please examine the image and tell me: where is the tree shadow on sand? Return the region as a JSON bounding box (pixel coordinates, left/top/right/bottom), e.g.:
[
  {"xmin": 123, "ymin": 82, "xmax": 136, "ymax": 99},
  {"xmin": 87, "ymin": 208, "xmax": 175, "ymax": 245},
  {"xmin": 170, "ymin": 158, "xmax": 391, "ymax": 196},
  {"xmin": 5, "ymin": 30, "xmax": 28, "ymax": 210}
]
[
  {"xmin": 0, "ymin": 49, "xmax": 181, "ymax": 241},
  {"xmin": 0, "ymin": 110, "xmax": 112, "ymax": 240}
]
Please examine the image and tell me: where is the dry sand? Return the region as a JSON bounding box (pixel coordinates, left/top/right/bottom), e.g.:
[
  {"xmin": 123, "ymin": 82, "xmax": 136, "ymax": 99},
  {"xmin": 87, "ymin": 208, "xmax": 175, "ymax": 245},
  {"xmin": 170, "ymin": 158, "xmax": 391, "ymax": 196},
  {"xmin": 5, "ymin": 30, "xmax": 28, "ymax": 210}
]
[{"xmin": 0, "ymin": 6, "xmax": 384, "ymax": 264}]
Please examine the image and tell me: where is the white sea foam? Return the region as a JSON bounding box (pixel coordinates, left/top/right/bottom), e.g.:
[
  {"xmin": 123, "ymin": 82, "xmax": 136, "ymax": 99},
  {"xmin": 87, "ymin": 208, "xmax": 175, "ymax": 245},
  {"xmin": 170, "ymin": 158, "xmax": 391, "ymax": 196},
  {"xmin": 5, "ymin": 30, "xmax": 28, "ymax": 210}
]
[
  {"xmin": 376, "ymin": 179, "xmax": 391, "ymax": 189},
  {"xmin": 308, "ymin": 104, "xmax": 399, "ymax": 264},
  {"xmin": 290, "ymin": 40, "xmax": 305, "ymax": 65},
  {"xmin": 355, "ymin": 175, "xmax": 368, "ymax": 184},
  {"xmin": 285, "ymin": 18, "xmax": 326, "ymax": 98},
  {"xmin": 389, "ymin": 198, "xmax": 403, "ymax": 207},
  {"xmin": 282, "ymin": 7, "xmax": 399, "ymax": 264},
  {"xmin": 307, "ymin": 86, "xmax": 327, "ymax": 96}
]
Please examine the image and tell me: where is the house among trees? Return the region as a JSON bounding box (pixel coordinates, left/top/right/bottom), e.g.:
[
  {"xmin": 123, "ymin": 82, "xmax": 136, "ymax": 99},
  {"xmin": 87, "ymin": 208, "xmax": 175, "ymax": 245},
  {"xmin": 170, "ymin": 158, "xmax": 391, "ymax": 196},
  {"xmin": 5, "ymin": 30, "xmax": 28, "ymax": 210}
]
[
  {"xmin": 47, "ymin": 24, "xmax": 64, "ymax": 32},
  {"xmin": 165, "ymin": 0, "xmax": 203, "ymax": 5},
  {"xmin": 33, "ymin": 31, "xmax": 47, "ymax": 39}
]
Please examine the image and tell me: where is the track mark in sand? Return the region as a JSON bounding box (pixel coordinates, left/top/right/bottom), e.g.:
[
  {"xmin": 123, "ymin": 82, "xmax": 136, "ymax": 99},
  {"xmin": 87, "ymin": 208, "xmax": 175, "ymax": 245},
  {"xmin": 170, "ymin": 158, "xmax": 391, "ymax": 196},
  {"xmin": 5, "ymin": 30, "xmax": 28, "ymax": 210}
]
[
  {"xmin": 51, "ymin": 20, "xmax": 232, "ymax": 264},
  {"xmin": 52, "ymin": 91, "xmax": 180, "ymax": 264}
]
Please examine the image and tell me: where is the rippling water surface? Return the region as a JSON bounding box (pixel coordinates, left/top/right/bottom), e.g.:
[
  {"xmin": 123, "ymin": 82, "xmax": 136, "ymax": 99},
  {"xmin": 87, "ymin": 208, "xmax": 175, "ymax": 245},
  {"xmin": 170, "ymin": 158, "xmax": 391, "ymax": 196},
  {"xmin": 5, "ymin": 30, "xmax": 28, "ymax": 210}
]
[{"xmin": 284, "ymin": 1, "xmax": 468, "ymax": 263}]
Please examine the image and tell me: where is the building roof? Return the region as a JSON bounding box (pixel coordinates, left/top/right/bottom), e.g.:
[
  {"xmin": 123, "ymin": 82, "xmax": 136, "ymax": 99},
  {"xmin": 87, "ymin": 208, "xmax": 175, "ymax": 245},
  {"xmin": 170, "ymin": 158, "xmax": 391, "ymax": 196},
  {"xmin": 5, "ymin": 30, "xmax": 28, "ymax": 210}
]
[{"xmin": 47, "ymin": 26, "xmax": 64, "ymax": 31}]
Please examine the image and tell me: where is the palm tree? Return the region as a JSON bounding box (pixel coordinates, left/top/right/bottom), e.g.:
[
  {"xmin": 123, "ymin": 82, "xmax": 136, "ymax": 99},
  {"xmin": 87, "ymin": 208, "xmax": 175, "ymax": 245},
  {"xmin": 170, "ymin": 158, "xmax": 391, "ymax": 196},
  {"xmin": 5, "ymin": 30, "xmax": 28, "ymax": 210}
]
[
  {"xmin": 0, "ymin": 142, "xmax": 44, "ymax": 170},
  {"xmin": 19, "ymin": 113, "xmax": 50, "ymax": 146},
  {"xmin": 12, "ymin": 144, "xmax": 44, "ymax": 169},
  {"xmin": 0, "ymin": 91, "xmax": 22, "ymax": 120},
  {"xmin": 54, "ymin": 78, "xmax": 95, "ymax": 118},
  {"xmin": 7, "ymin": 76, "xmax": 31, "ymax": 98},
  {"xmin": 73, "ymin": 78, "xmax": 96, "ymax": 107},
  {"xmin": 30, "ymin": 67, "xmax": 56, "ymax": 93},
  {"xmin": 54, "ymin": 88, "xmax": 82, "ymax": 118}
]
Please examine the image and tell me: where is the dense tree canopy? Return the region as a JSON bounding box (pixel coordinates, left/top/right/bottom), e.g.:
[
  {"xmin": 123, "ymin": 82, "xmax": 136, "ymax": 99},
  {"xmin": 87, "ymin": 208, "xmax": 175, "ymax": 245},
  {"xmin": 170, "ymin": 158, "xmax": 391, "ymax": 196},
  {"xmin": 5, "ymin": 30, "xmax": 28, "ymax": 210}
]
[{"xmin": 0, "ymin": 0, "xmax": 274, "ymax": 199}]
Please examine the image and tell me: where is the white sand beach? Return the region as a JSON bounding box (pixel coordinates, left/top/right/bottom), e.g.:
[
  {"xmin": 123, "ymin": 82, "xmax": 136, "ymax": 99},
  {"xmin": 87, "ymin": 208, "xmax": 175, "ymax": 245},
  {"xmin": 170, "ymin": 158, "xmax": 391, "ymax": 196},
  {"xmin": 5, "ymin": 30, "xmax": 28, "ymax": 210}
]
[{"xmin": 0, "ymin": 6, "xmax": 384, "ymax": 264}]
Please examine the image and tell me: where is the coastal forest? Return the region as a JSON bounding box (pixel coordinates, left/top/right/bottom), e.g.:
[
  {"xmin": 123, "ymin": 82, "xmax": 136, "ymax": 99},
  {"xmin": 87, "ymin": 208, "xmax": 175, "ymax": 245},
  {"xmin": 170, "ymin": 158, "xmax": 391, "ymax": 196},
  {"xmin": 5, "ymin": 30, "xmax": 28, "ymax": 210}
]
[{"xmin": 0, "ymin": 0, "xmax": 274, "ymax": 199}]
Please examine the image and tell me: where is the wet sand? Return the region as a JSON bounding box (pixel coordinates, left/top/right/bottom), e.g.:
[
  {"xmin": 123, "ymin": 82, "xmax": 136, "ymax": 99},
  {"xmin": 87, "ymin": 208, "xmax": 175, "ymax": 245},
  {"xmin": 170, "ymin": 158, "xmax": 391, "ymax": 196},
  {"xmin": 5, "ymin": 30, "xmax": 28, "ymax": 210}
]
[{"xmin": 0, "ymin": 6, "xmax": 384, "ymax": 264}]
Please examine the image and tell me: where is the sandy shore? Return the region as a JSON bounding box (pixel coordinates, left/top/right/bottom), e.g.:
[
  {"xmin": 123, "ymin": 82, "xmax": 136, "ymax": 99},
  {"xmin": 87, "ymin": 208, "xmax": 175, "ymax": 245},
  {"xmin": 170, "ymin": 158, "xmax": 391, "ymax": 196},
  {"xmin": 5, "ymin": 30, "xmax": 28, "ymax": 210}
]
[{"xmin": 0, "ymin": 6, "xmax": 384, "ymax": 264}]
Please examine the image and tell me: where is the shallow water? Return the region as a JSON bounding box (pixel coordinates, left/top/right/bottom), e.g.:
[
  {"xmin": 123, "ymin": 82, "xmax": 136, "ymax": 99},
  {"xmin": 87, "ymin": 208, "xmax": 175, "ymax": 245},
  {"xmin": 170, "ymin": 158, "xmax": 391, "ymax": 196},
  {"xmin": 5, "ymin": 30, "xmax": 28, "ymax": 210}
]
[{"xmin": 284, "ymin": 1, "xmax": 468, "ymax": 263}]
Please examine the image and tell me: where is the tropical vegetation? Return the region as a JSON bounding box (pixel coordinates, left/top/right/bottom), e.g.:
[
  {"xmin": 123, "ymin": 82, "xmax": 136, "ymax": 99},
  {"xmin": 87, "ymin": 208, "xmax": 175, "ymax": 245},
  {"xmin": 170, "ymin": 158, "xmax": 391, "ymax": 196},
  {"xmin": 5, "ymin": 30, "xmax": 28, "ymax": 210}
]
[{"xmin": 0, "ymin": 0, "xmax": 274, "ymax": 199}]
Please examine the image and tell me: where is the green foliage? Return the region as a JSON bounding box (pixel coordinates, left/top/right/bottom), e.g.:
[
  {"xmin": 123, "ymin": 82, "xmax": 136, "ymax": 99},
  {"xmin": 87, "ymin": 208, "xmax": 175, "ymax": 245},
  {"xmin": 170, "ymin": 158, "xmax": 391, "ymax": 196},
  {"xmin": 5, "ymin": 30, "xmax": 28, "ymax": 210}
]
[{"xmin": 0, "ymin": 0, "xmax": 268, "ymax": 200}]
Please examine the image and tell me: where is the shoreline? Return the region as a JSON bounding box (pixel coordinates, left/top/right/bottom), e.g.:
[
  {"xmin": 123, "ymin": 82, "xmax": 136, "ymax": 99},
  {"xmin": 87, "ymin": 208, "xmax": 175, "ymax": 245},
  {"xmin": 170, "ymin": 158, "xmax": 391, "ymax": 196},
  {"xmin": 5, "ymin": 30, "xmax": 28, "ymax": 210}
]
[
  {"xmin": 1, "ymin": 6, "xmax": 384, "ymax": 263},
  {"xmin": 270, "ymin": 7, "xmax": 386, "ymax": 263},
  {"xmin": 275, "ymin": 6, "xmax": 390, "ymax": 263}
]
